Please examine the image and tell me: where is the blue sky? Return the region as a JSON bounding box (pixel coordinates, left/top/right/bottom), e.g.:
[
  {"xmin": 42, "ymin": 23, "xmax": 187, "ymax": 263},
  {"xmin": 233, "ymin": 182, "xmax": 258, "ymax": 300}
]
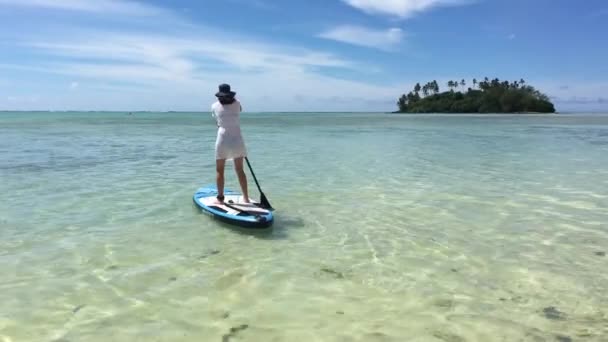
[{"xmin": 0, "ymin": 0, "xmax": 607, "ymax": 112}]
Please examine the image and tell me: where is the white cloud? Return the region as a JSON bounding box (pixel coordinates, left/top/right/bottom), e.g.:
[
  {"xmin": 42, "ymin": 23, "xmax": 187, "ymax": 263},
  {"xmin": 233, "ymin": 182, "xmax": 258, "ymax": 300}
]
[
  {"xmin": 515, "ymin": 80, "xmax": 608, "ymax": 112},
  {"xmin": 24, "ymin": 31, "xmax": 358, "ymax": 82},
  {"xmin": 0, "ymin": 0, "xmax": 431, "ymax": 111},
  {"xmin": 342, "ymin": 0, "xmax": 472, "ymax": 18},
  {"xmin": 11, "ymin": 31, "xmax": 404, "ymax": 111},
  {"xmin": 0, "ymin": 0, "xmax": 164, "ymax": 16},
  {"xmin": 5, "ymin": 95, "xmax": 39, "ymax": 103},
  {"xmin": 319, "ymin": 26, "xmax": 404, "ymax": 50},
  {"xmin": 225, "ymin": 0, "xmax": 275, "ymax": 10}
]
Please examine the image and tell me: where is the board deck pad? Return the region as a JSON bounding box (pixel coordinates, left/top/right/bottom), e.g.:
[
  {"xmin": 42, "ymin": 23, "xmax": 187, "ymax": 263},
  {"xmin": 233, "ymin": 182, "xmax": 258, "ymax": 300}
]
[
  {"xmin": 193, "ymin": 185, "xmax": 274, "ymax": 228},
  {"xmin": 200, "ymin": 196, "xmax": 269, "ymax": 216}
]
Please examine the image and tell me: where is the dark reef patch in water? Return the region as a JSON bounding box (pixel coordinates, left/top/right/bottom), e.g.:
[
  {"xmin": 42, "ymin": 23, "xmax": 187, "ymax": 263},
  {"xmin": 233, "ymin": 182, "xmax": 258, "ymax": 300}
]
[
  {"xmin": 198, "ymin": 249, "xmax": 221, "ymax": 260},
  {"xmin": 434, "ymin": 299, "xmax": 455, "ymax": 309},
  {"xmin": 543, "ymin": 306, "xmax": 567, "ymax": 320},
  {"xmin": 72, "ymin": 304, "xmax": 85, "ymax": 314},
  {"xmin": 222, "ymin": 324, "xmax": 249, "ymax": 342},
  {"xmin": 318, "ymin": 267, "xmax": 345, "ymax": 279},
  {"xmin": 432, "ymin": 331, "xmax": 466, "ymax": 342}
]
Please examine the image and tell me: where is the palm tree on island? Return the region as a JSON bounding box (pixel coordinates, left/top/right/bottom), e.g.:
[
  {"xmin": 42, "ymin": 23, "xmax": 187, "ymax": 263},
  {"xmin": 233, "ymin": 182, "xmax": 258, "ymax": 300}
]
[{"xmin": 396, "ymin": 77, "xmax": 555, "ymax": 114}]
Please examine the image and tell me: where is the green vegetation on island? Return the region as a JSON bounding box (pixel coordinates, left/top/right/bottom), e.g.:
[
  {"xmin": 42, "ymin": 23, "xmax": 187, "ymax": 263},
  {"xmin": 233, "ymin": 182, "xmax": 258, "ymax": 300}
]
[{"xmin": 396, "ymin": 78, "xmax": 555, "ymax": 113}]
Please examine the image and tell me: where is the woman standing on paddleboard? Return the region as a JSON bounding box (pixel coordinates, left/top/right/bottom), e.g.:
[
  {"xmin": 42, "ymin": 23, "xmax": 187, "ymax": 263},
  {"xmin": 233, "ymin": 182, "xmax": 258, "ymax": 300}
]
[{"xmin": 211, "ymin": 83, "xmax": 249, "ymax": 204}]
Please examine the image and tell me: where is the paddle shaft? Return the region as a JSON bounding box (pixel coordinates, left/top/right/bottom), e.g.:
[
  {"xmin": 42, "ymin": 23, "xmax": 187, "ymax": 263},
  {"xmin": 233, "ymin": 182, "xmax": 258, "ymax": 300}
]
[
  {"xmin": 245, "ymin": 157, "xmax": 263, "ymax": 191},
  {"xmin": 244, "ymin": 157, "xmax": 273, "ymax": 210}
]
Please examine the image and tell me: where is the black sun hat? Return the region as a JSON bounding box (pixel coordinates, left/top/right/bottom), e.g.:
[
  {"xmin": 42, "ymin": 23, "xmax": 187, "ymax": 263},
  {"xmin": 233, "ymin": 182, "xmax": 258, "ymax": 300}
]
[{"xmin": 215, "ymin": 83, "xmax": 236, "ymax": 97}]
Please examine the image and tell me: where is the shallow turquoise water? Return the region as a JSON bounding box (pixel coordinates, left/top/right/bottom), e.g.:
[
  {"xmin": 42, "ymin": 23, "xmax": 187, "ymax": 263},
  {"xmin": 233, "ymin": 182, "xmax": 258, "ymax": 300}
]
[{"xmin": 1, "ymin": 112, "xmax": 607, "ymax": 341}]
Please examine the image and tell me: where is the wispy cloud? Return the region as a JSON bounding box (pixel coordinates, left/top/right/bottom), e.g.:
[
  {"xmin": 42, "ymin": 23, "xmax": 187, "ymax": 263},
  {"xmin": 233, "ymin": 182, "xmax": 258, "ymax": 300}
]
[
  {"xmin": 0, "ymin": 0, "xmax": 409, "ymax": 111},
  {"xmin": 225, "ymin": 0, "xmax": 276, "ymax": 10},
  {"xmin": 554, "ymin": 96, "xmax": 608, "ymax": 105},
  {"xmin": 319, "ymin": 26, "xmax": 404, "ymax": 50},
  {"xmin": 5, "ymin": 95, "xmax": 39, "ymax": 103},
  {"xmin": 508, "ymin": 33, "xmax": 516, "ymax": 40},
  {"xmin": 342, "ymin": 0, "xmax": 473, "ymax": 18},
  {"xmin": 531, "ymin": 80, "xmax": 608, "ymax": 111},
  {"xmin": 5, "ymin": 0, "xmax": 358, "ymax": 82},
  {"xmin": 24, "ymin": 31, "xmax": 357, "ymax": 82},
  {"xmin": 0, "ymin": 0, "xmax": 164, "ymax": 15}
]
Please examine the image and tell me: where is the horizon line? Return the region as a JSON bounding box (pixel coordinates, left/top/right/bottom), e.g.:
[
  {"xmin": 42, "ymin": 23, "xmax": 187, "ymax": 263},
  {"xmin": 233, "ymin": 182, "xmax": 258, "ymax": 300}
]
[{"xmin": 2, "ymin": 110, "xmax": 607, "ymax": 114}]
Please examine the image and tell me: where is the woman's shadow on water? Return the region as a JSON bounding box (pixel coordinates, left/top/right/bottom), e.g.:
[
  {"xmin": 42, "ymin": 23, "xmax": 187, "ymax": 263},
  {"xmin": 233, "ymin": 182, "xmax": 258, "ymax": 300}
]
[
  {"xmin": 191, "ymin": 203, "xmax": 305, "ymax": 240},
  {"xmin": 226, "ymin": 216, "xmax": 305, "ymax": 240}
]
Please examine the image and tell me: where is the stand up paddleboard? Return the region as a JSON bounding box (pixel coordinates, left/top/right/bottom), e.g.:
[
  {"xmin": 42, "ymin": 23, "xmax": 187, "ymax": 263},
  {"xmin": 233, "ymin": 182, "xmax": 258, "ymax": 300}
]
[{"xmin": 193, "ymin": 185, "xmax": 274, "ymax": 229}]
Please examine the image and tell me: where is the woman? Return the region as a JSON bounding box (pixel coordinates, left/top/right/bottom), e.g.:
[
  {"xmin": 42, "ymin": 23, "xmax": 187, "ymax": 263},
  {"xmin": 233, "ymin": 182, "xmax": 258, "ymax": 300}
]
[{"xmin": 211, "ymin": 83, "xmax": 249, "ymax": 204}]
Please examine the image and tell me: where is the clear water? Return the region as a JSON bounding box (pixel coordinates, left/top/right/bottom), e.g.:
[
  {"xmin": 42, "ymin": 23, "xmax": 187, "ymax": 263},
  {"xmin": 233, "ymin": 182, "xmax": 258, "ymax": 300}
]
[{"xmin": 1, "ymin": 112, "xmax": 607, "ymax": 341}]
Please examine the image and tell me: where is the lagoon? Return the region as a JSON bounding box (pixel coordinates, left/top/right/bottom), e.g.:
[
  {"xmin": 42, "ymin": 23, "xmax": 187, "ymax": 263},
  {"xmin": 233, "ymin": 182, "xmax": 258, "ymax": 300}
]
[{"xmin": 1, "ymin": 111, "xmax": 607, "ymax": 341}]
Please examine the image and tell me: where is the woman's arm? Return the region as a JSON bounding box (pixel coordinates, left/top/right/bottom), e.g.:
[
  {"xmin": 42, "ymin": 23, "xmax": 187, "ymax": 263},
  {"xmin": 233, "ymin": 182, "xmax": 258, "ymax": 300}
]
[{"xmin": 211, "ymin": 105, "xmax": 219, "ymax": 127}]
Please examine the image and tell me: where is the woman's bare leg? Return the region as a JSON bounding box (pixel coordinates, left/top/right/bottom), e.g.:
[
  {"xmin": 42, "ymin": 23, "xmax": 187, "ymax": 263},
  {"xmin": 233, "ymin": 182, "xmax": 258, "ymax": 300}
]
[
  {"xmin": 233, "ymin": 157, "xmax": 250, "ymax": 203},
  {"xmin": 216, "ymin": 158, "xmax": 226, "ymax": 203}
]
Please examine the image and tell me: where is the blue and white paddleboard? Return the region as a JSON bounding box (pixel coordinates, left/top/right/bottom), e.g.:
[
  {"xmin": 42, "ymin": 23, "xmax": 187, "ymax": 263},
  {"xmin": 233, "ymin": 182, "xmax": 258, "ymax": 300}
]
[{"xmin": 193, "ymin": 185, "xmax": 274, "ymax": 229}]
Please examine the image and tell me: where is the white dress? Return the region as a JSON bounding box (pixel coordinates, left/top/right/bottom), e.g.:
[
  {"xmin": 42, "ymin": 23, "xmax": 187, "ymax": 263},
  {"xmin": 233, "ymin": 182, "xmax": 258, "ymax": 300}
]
[{"xmin": 211, "ymin": 99, "xmax": 247, "ymax": 160}]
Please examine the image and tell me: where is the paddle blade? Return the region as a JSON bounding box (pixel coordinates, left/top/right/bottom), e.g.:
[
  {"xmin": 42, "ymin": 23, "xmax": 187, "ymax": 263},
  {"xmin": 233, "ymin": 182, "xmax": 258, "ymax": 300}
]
[{"xmin": 259, "ymin": 192, "xmax": 274, "ymax": 211}]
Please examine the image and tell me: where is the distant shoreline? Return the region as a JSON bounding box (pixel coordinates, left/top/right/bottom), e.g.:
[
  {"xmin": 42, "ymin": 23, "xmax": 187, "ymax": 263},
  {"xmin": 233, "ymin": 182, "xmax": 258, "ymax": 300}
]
[
  {"xmin": 389, "ymin": 111, "xmax": 559, "ymax": 115},
  {"xmin": 2, "ymin": 110, "xmax": 608, "ymax": 115},
  {"xmin": 0, "ymin": 110, "xmax": 387, "ymax": 113}
]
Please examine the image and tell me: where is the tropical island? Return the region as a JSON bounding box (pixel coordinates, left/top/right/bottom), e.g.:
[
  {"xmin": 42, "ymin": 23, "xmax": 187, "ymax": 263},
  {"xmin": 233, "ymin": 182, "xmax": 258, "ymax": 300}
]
[{"xmin": 395, "ymin": 78, "xmax": 556, "ymax": 113}]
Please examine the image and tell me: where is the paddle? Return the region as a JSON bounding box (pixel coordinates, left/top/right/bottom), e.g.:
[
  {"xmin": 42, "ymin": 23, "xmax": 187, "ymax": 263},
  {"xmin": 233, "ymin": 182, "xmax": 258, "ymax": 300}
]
[
  {"xmin": 245, "ymin": 157, "xmax": 274, "ymax": 211},
  {"xmin": 223, "ymin": 201, "xmax": 267, "ymax": 222}
]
